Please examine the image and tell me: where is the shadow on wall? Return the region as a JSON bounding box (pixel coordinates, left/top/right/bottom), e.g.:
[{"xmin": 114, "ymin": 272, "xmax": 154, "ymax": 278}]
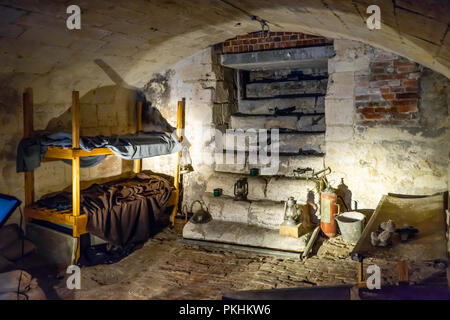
[
  {"xmin": 0, "ymin": 87, "xmax": 22, "ymax": 200},
  {"xmin": 44, "ymin": 85, "xmax": 136, "ymax": 136},
  {"xmin": 45, "ymin": 59, "xmax": 175, "ymax": 136}
]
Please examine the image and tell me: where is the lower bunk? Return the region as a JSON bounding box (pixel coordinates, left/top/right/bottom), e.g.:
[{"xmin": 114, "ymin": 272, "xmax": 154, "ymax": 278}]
[{"xmin": 24, "ymin": 171, "xmax": 178, "ymax": 265}]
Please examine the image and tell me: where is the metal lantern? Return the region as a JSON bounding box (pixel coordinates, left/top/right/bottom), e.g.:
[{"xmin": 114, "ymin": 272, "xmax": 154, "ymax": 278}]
[
  {"xmin": 283, "ymin": 197, "xmax": 299, "ymax": 226},
  {"xmin": 233, "ymin": 178, "xmax": 248, "ymax": 201}
]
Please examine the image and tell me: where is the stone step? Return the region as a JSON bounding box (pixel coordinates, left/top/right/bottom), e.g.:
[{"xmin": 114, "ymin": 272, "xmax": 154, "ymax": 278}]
[
  {"xmin": 222, "ymin": 131, "xmax": 325, "ymax": 154},
  {"xmin": 221, "ymin": 45, "xmax": 334, "ymax": 71},
  {"xmin": 202, "ymin": 193, "xmax": 284, "ymax": 230},
  {"xmin": 202, "ymin": 193, "xmax": 316, "ymax": 230},
  {"xmin": 230, "ymin": 114, "xmax": 325, "ymax": 131},
  {"xmin": 270, "ymin": 132, "xmax": 325, "ymax": 154},
  {"xmin": 215, "ymin": 154, "xmax": 324, "ymax": 177},
  {"xmin": 238, "ymin": 96, "xmax": 325, "ymax": 114},
  {"xmin": 183, "ymin": 219, "xmax": 308, "ymax": 253},
  {"xmin": 205, "ymin": 172, "xmax": 319, "ymax": 203},
  {"xmin": 246, "ymin": 79, "xmax": 328, "ymax": 98}
]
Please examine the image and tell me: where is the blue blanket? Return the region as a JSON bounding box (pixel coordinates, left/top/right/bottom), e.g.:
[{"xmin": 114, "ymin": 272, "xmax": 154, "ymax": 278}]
[{"xmin": 17, "ymin": 132, "xmax": 182, "ymax": 172}]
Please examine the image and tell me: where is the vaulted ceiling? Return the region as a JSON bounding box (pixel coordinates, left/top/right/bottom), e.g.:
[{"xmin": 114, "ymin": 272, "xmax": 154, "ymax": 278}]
[{"xmin": 1, "ymin": 0, "xmax": 449, "ymax": 91}]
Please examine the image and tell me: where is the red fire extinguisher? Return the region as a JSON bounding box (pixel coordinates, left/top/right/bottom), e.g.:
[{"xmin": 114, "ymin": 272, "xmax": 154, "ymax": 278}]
[{"xmin": 320, "ymin": 186, "xmax": 340, "ymax": 238}]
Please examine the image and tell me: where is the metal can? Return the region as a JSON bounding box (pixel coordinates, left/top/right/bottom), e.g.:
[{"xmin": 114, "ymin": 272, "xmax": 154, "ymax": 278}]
[{"xmin": 320, "ymin": 187, "xmax": 339, "ymax": 238}]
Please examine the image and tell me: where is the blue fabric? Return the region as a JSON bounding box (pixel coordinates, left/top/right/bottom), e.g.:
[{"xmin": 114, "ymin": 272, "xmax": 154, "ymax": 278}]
[
  {"xmin": 80, "ymin": 132, "xmax": 182, "ymax": 160},
  {"xmin": 17, "ymin": 132, "xmax": 182, "ymax": 172}
]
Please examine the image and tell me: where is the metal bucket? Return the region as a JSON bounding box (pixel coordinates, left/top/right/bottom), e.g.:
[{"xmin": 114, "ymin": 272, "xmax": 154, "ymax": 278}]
[{"xmin": 335, "ymin": 211, "xmax": 366, "ymax": 244}]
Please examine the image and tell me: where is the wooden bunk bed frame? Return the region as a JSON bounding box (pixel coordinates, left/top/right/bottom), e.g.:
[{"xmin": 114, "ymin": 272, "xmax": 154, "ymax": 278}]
[{"xmin": 22, "ymin": 88, "xmax": 183, "ymax": 263}]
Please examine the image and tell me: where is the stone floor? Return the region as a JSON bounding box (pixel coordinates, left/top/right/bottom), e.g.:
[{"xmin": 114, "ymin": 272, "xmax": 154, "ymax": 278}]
[{"xmin": 32, "ymin": 228, "xmax": 445, "ymax": 300}]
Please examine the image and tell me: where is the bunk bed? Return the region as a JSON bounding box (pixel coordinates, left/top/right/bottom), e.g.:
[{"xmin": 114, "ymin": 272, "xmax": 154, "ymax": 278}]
[{"xmin": 21, "ymin": 88, "xmax": 185, "ymax": 263}]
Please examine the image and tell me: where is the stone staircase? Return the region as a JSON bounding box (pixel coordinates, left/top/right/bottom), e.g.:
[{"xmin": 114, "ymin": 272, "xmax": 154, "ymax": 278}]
[{"xmin": 183, "ymin": 46, "xmax": 331, "ymax": 253}]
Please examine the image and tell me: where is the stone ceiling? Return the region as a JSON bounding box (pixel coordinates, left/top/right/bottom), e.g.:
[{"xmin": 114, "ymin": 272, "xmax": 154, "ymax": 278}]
[{"xmin": 0, "ymin": 0, "xmax": 449, "ymax": 93}]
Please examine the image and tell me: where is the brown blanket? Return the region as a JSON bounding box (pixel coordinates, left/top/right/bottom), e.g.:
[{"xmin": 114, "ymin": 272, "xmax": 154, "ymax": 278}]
[{"xmin": 81, "ymin": 173, "xmax": 172, "ymax": 248}]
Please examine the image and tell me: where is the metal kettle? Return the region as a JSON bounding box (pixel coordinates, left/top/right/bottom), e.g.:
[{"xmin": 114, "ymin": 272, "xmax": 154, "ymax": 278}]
[{"xmin": 190, "ymin": 200, "xmax": 212, "ymax": 224}]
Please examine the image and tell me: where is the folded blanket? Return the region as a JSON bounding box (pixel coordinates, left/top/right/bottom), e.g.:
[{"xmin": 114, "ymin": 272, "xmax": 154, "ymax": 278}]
[{"xmin": 17, "ymin": 132, "xmax": 182, "ymax": 172}]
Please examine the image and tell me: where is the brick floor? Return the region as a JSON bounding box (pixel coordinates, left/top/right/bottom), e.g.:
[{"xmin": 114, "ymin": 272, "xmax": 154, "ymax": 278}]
[{"xmin": 49, "ymin": 228, "xmax": 443, "ymax": 300}]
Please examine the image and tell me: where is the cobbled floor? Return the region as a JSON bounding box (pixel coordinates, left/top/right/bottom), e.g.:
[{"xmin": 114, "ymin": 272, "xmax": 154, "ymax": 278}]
[{"xmin": 38, "ymin": 228, "xmax": 444, "ymax": 300}]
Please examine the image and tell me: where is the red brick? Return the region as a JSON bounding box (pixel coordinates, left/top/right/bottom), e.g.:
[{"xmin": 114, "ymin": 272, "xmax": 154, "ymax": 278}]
[
  {"xmin": 390, "ymin": 87, "xmax": 404, "ymax": 93},
  {"xmin": 380, "ymin": 88, "xmax": 390, "ymax": 94},
  {"xmin": 382, "ymin": 93, "xmax": 395, "ymax": 100},
  {"xmin": 375, "ymin": 107, "xmax": 390, "ymax": 113},
  {"xmin": 397, "ymin": 66, "xmax": 417, "ymax": 73},
  {"xmin": 363, "ymin": 113, "xmax": 383, "ymax": 119},
  {"xmin": 394, "ymin": 105, "xmax": 418, "ymax": 113},
  {"xmin": 396, "ymin": 92, "xmax": 418, "ymax": 99},
  {"xmin": 402, "ymin": 80, "xmax": 418, "ymax": 87},
  {"xmin": 391, "ymin": 99, "xmax": 417, "ymax": 106},
  {"xmin": 356, "ymin": 107, "xmax": 375, "ymax": 113},
  {"xmin": 394, "ymin": 60, "xmax": 415, "ymax": 67}
]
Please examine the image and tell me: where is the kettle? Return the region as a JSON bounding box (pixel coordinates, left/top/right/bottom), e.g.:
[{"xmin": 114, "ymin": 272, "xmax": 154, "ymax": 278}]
[{"xmin": 190, "ymin": 200, "xmax": 212, "ymax": 224}]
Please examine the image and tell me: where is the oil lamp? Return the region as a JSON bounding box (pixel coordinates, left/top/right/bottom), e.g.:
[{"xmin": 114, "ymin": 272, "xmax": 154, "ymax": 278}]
[
  {"xmin": 180, "ymin": 145, "xmax": 194, "ymax": 174},
  {"xmin": 233, "ymin": 178, "xmax": 248, "ymax": 201},
  {"xmin": 283, "ymin": 197, "xmax": 299, "ymax": 226}
]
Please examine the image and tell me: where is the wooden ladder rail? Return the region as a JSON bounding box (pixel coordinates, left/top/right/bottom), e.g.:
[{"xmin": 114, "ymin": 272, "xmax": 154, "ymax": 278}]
[
  {"xmin": 71, "ymin": 91, "xmax": 82, "ymax": 263},
  {"xmin": 133, "ymin": 101, "xmax": 143, "ymax": 173},
  {"xmin": 171, "ymin": 98, "xmax": 185, "ymax": 226}
]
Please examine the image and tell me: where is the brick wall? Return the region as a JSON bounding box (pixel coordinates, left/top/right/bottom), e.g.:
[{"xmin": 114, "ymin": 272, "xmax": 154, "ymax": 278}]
[
  {"xmin": 222, "ymin": 32, "xmax": 332, "ymax": 53},
  {"xmin": 355, "ymin": 52, "xmax": 422, "ymax": 124}
]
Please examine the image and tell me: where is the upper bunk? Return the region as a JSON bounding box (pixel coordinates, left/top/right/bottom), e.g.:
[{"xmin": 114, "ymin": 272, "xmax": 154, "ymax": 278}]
[{"xmin": 17, "ymin": 90, "xmax": 183, "ymax": 172}]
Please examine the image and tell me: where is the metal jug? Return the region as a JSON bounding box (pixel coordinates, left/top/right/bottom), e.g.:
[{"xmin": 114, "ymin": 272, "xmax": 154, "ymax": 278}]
[{"xmin": 190, "ymin": 200, "xmax": 212, "ymax": 224}]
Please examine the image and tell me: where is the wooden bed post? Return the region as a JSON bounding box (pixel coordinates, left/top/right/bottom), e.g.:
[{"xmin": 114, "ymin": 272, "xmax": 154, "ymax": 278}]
[
  {"xmin": 23, "ymin": 88, "xmax": 34, "ymax": 208},
  {"xmin": 133, "ymin": 101, "xmax": 143, "ymax": 173},
  {"xmin": 171, "ymin": 99, "xmax": 185, "ymax": 226},
  {"xmin": 397, "ymin": 261, "xmax": 409, "ymax": 284},
  {"xmin": 72, "ymin": 91, "xmax": 81, "ymax": 263}
]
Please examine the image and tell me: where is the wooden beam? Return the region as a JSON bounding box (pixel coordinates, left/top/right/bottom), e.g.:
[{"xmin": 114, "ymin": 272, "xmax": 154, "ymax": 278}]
[
  {"xmin": 171, "ymin": 99, "xmax": 185, "ymax": 226},
  {"xmin": 72, "ymin": 91, "xmax": 80, "ymax": 149},
  {"xmin": 43, "ymin": 146, "xmax": 114, "ymax": 160},
  {"xmin": 72, "ymin": 91, "xmax": 81, "ymax": 218},
  {"xmin": 24, "ymin": 207, "xmax": 87, "ymax": 235},
  {"xmin": 397, "ymin": 261, "xmax": 409, "ymax": 284},
  {"xmin": 133, "ymin": 101, "xmax": 143, "ymax": 173},
  {"xmin": 357, "ymin": 260, "xmax": 367, "ymax": 288},
  {"xmin": 23, "ymin": 88, "xmax": 34, "ymax": 206}
]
